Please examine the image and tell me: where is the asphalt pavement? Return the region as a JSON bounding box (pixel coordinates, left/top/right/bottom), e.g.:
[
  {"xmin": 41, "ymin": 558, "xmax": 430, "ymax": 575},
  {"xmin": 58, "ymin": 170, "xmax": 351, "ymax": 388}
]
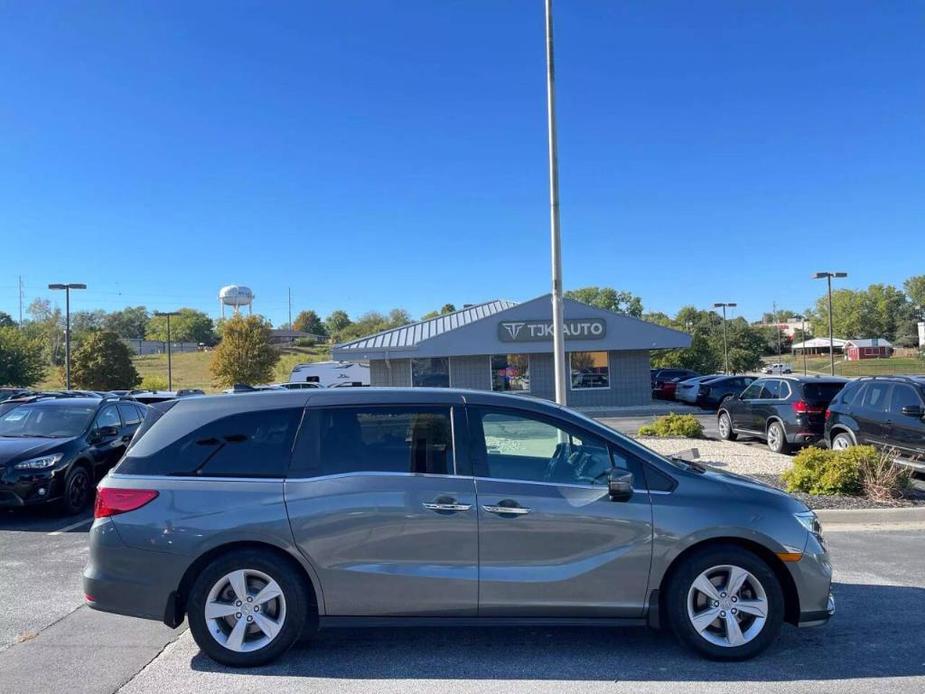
[{"xmin": 2, "ymin": 505, "xmax": 923, "ymax": 694}]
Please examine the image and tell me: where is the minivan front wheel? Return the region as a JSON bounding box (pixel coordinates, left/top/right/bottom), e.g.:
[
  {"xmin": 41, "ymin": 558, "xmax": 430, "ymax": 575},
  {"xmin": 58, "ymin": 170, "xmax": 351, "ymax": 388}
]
[
  {"xmin": 188, "ymin": 549, "xmax": 309, "ymax": 667},
  {"xmin": 666, "ymin": 546, "xmax": 784, "ymax": 660}
]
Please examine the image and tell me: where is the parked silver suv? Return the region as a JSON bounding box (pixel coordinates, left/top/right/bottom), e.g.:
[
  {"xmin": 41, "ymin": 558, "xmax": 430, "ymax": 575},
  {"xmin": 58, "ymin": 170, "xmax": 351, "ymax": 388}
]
[{"xmin": 84, "ymin": 389, "xmax": 833, "ymax": 666}]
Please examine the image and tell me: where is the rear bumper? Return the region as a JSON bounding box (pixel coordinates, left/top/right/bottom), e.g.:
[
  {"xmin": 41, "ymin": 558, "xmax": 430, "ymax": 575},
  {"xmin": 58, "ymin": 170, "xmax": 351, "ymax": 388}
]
[{"xmin": 83, "ymin": 518, "xmax": 187, "ymax": 623}]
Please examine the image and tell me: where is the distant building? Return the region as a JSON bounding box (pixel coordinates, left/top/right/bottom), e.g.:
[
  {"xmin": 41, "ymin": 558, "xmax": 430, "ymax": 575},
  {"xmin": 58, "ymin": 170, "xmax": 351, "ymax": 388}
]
[
  {"xmin": 269, "ymin": 329, "xmax": 325, "ymax": 345},
  {"xmin": 791, "ymin": 337, "xmax": 848, "ymax": 356},
  {"xmin": 331, "ymin": 295, "xmax": 691, "ymax": 408},
  {"xmin": 755, "ymin": 319, "xmax": 812, "ymax": 339},
  {"xmin": 845, "ymin": 338, "xmax": 893, "ymax": 361}
]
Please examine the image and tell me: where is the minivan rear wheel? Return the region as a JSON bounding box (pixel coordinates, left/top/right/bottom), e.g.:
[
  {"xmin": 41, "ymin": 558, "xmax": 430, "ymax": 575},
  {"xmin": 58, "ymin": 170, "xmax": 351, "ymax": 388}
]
[
  {"xmin": 188, "ymin": 549, "xmax": 309, "ymax": 667},
  {"xmin": 666, "ymin": 545, "xmax": 784, "ymax": 660}
]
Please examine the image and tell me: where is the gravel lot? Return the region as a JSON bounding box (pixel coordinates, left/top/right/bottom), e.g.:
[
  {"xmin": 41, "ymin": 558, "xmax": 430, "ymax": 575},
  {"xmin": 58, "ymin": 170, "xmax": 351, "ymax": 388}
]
[{"xmin": 637, "ymin": 436, "xmax": 794, "ymax": 475}]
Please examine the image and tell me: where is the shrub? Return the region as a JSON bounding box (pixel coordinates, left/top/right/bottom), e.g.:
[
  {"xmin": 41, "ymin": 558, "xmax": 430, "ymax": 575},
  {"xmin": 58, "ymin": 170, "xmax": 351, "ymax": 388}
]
[
  {"xmin": 139, "ymin": 376, "xmax": 169, "ymax": 391},
  {"xmin": 783, "ymin": 445, "xmax": 908, "ymax": 499},
  {"xmin": 0, "ymin": 327, "xmax": 46, "ymax": 386},
  {"xmin": 638, "ymin": 413, "xmax": 704, "ymax": 438},
  {"xmin": 293, "ymin": 337, "xmax": 317, "ymax": 347}
]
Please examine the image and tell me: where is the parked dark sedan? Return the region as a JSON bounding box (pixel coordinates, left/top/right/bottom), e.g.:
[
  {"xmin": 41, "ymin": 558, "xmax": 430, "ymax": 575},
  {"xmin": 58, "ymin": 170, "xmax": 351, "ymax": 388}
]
[
  {"xmin": 825, "ymin": 376, "xmax": 925, "ymax": 465},
  {"xmin": 0, "ymin": 397, "xmax": 147, "ymax": 513},
  {"xmin": 717, "ymin": 376, "xmax": 847, "ymax": 453}
]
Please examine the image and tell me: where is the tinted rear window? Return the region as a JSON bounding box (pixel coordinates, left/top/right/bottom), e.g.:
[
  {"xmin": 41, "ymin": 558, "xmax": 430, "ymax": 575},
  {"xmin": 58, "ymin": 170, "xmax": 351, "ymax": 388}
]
[
  {"xmin": 801, "ymin": 382, "xmax": 845, "ymax": 403},
  {"xmin": 118, "ymin": 407, "xmax": 302, "ymax": 477}
]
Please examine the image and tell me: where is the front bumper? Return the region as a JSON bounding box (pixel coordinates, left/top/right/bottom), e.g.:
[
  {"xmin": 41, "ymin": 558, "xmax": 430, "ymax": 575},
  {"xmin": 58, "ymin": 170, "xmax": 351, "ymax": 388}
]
[
  {"xmin": 789, "ymin": 532, "xmax": 834, "ymax": 627},
  {"xmin": 0, "ymin": 466, "xmax": 66, "ymax": 507}
]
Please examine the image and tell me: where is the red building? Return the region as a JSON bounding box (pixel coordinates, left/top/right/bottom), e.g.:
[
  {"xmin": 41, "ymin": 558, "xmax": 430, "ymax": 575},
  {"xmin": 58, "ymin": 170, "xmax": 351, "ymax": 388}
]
[{"xmin": 844, "ymin": 338, "xmax": 893, "ymax": 361}]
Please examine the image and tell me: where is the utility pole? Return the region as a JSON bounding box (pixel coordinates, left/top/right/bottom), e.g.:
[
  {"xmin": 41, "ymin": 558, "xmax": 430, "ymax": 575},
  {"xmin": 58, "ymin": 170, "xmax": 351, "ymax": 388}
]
[
  {"xmin": 713, "ymin": 302, "xmax": 737, "ymax": 373},
  {"xmin": 773, "ymin": 301, "xmax": 782, "ymax": 363},
  {"xmin": 18, "ymin": 275, "xmax": 23, "ymax": 326},
  {"xmin": 48, "ymin": 283, "xmax": 87, "ymax": 389},
  {"xmin": 813, "ymin": 272, "xmax": 847, "ymax": 376},
  {"xmin": 545, "ymin": 0, "xmax": 567, "ymax": 404},
  {"xmin": 155, "ymin": 311, "xmax": 180, "ymax": 391},
  {"xmin": 288, "ymin": 287, "xmax": 292, "ymax": 330}
]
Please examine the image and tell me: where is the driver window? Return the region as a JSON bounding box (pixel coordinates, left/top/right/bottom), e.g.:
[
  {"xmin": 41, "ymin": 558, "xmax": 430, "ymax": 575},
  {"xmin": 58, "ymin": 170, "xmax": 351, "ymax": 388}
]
[
  {"xmin": 94, "ymin": 407, "xmax": 121, "ymax": 430},
  {"xmin": 474, "ymin": 409, "xmax": 612, "ymax": 486}
]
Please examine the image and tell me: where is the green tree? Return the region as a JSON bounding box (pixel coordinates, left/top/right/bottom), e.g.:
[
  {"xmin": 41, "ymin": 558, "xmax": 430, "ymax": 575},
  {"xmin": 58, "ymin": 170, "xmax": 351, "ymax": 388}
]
[
  {"xmin": 336, "ymin": 309, "xmax": 413, "ymax": 342},
  {"xmin": 324, "ymin": 310, "xmax": 352, "ymax": 338},
  {"xmin": 904, "ymin": 275, "xmax": 925, "ymax": 307},
  {"xmin": 103, "ymin": 306, "xmax": 150, "ymax": 339},
  {"xmin": 71, "ymin": 310, "xmax": 107, "ymax": 340},
  {"xmin": 70, "ymin": 331, "xmax": 140, "ymax": 390},
  {"xmin": 565, "ymin": 286, "xmax": 643, "ymax": 317},
  {"xmin": 808, "ymin": 284, "xmax": 908, "ymax": 342},
  {"xmin": 0, "ymin": 327, "xmax": 45, "ymax": 386},
  {"xmin": 210, "ymin": 315, "xmax": 279, "ymax": 387},
  {"xmin": 421, "ymin": 303, "xmax": 458, "ymax": 320},
  {"xmin": 23, "ymin": 298, "xmax": 64, "ymax": 366},
  {"xmin": 0, "ymin": 311, "xmax": 16, "ymax": 328},
  {"xmin": 293, "ymin": 310, "xmax": 327, "ymax": 336},
  {"xmin": 146, "ymin": 308, "xmax": 215, "ymax": 344},
  {"xmin": 649, "ymin": 307, "xmax": 764, "ymax": 374}
]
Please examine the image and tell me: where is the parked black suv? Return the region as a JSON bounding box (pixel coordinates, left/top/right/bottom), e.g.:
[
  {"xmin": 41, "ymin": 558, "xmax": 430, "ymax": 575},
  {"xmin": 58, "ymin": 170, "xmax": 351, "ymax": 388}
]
[
  {"xmin": 717, "ymin": 376, "xmax": 848, "ymax": 453},
  {"xmin": 825, "ymin": 376, "xmax": 925, "ymax": 463},
  {"xmin": 0, "ymin": 397, "xmax": 147, "ymax": 513}
]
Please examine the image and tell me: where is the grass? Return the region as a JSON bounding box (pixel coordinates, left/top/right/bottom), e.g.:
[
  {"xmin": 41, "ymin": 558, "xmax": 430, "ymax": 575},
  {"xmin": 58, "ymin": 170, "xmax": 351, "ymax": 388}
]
[
  {"xmin": 37, "ymin": 345, "xmax": 333, "ymax": 392},
  {"xmin": 773, "ymin": 355, "xmax": 925, "ymax": 377}
]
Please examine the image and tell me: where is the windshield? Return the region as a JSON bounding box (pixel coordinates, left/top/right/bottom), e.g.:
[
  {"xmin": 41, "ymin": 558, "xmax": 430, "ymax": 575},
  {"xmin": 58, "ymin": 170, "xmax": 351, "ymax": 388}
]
[{"xmin": 0, "ymin": 403, "xmax": 97, "ymax": 438}]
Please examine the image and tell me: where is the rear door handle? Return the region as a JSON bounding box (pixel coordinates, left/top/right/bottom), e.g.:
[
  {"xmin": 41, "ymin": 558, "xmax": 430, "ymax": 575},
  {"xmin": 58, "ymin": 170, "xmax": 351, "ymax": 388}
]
[
  {"xmin": 482, "ymin": 504, "xmax": 531, "ymax": 516},
  {"xmin": 422, "ymin": 502, "xmax": 472, "ymax": 512}
]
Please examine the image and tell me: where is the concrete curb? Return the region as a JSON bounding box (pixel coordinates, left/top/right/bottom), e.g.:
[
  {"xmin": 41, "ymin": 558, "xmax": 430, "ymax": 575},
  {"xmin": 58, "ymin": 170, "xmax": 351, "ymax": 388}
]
[{"xmin": 816, "ymin": 506, "xmax": 925, "ymax": 525}]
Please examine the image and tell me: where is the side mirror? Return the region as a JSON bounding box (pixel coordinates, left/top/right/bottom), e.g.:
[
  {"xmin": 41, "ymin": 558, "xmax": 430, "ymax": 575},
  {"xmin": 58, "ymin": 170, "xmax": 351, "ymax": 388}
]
[
  {"xmin": 91, "ymin": 425, "xmax": 119, "ymax": 443},
  {"xmin": 901, "ymin": 405, "xmax": 925, "ymax": 418},
  {"xmin": 608, "ymin": 469, "xmax": 634, "ymax": 502}
]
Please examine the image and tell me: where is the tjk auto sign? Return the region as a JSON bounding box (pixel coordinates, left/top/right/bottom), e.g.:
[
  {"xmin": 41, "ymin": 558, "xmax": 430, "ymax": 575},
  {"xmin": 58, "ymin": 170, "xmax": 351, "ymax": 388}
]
[{"xmin": 497, "ymin": 319, "xmax": 607, "ymax": 342}]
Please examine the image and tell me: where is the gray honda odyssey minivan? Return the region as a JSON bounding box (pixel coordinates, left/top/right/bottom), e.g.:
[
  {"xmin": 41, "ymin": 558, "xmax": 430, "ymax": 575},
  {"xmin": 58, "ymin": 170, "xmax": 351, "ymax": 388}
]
[{"xmin": 84, "ymin": 388, "xmax": 833, "ymax": 666}]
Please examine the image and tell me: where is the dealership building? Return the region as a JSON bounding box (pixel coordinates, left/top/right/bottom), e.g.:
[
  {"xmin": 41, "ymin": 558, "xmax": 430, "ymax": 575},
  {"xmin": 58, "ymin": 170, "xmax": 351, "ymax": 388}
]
[{"xmin": 331, "ymin": 295, "xmax": 690, "ymax": 408}]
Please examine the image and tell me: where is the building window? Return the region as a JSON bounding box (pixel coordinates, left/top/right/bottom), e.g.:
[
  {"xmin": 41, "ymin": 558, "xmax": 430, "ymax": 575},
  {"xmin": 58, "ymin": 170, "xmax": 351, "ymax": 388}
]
[
  {"xmin": 411, "ymin": 358, "xmax": 450, "ymax": 387},
  {"xmin": 569, "ymin": 351, "xmax": 610, "ymax": 389},
  {"xmin": 491, "ymin": 354, "xmax": 530, "ymax": 392}
]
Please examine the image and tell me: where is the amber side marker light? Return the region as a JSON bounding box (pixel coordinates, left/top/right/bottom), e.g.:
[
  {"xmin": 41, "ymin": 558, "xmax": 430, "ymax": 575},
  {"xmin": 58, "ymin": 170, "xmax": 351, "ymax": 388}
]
[{"xmin": 776, "ymin": 552, "xmax": 803, "ymax": 562}]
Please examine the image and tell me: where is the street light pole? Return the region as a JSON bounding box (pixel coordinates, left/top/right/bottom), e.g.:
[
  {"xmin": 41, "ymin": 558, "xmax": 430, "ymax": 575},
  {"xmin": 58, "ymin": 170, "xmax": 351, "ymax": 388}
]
[
  {"xmin": 155, "ymin": 311, "xmax": 180, "ymax": 391},
  {"xmin": 813, "ymin": 271, "xmax": 847, "ymax": 376},
  {"xmin": 48, "ymin": 283, "xmax": 87, "ymax": 390},
  {"xmin": 545, "ymin": 0, "xmax": 567, "ymax": 404},
  {"xmin": 713, "ymin": 302, "xmax": 737, "ymax": 373}
]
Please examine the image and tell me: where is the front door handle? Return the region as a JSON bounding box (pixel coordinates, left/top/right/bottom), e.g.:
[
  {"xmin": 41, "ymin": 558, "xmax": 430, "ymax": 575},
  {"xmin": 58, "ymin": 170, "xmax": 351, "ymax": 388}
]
[
  {"xmin": 482, "ymin": 504, "xmax": 531, "ymax": 516},
  {"xmin": 422, "ymin": 501, "xmax": 472, "ymax": 513}
]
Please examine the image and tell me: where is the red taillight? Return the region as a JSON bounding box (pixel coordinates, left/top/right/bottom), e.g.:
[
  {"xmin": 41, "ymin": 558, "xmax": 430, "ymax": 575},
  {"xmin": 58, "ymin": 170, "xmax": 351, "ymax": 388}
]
[
  {"xmin": 825, "ymin": 408, "xmax": 832, "ymax": 421},
  {"xmin": 792, "ymin": 400, "xmax": 824, "ymax": 415},
  {"xmin": 94, "ymin": 488, "xmax": 159, "ymax": 518}
]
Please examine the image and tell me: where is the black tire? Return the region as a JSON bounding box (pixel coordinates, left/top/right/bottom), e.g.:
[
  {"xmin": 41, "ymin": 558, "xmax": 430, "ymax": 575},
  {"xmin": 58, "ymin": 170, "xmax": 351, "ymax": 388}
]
[
  {"xmin": 665, "ymin": 545, "xmax": 785, "ymax": 661},
  {"xmin": 188, "ymin": 549, "xmax": 310, "ymax": 667},
  {"xmin": 831, "ymin": 432, "xmax": 854, "ymax": 451},
  {"xmin": 717, "ymin": 412, "xmax": 737, "ymax": 441},
  {"xmin": 766, "ymin": 421, "xmax": 790, "ymax": 454},
  {"xmin": 60, "ymin": 464, "xmax": 92, "ymax": 515}
]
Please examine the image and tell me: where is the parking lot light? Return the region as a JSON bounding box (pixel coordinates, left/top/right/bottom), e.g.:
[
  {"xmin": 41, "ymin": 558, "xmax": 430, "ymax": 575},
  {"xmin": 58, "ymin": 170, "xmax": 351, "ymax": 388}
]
[
  {"xmin": 812, "ymin": 272, "xmax": 847, "ymax": 376},
  {"xmin": 48, "ymin": 282, "xmax": 87, "ymax": 390}
]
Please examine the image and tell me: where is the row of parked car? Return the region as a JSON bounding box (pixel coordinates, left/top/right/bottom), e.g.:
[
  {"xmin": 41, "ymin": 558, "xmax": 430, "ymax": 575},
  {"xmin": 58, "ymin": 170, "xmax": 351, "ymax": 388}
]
[
  {"xmin": 650, "ymin": 369, "xmax": 756, "ymax": 409},
  {"xmin": 717, "ymin": 375, "xmax": 925, "ymax": 465}
]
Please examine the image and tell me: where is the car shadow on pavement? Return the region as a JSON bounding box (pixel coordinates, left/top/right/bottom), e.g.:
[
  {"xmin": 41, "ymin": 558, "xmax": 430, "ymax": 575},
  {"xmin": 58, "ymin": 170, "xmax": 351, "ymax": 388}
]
[
  {"xmin": 190, "ymin": 583, "xmax": 924, "ymax": 682},
  {"xmin": 0, "ymin": 507, "xmax": 93, "ymax": 533}
]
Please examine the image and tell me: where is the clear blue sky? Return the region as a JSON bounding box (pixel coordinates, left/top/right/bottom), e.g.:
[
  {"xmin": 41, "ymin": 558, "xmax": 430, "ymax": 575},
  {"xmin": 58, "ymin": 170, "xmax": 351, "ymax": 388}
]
[{"xmin": 1, "ymin": 1, "xmax": 922, "ymax": 326}]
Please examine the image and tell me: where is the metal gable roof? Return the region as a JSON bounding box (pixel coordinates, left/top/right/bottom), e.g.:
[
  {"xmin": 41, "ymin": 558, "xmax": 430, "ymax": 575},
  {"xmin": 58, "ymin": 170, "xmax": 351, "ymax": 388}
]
[{"xmin": 334, "ymin": 299, "xmax": 518, "ymax": 352}]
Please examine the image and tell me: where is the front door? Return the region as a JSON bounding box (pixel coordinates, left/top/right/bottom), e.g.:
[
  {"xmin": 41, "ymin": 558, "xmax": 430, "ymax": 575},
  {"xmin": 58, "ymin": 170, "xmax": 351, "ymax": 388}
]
[
  {"xmin": 88, "ymin": 405, "xmax": 126, "ymax": 475},
  {"xmin": 285, "ymin": 403, "xmax": 478, "ymax": 616},
  {"xmin": 888, "ymin": 384, "xmax": 925, "ymax": 458},
  {"xmin": 468, "ymin": 406, "xmax": 653, "ymax": 618},
  {"xmin": 732, "ymin": 380, "xmax": 764, "ymax": 431},
  {"xmin": 855, "ymin": 381, "xmax": 893, "ymax": 446}
]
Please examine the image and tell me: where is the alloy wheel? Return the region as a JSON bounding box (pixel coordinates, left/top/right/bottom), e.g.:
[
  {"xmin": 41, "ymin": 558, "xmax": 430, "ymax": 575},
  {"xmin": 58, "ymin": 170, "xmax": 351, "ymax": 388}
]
[
  {"xmin": 67, "ymin": 469, "xmax": 90, "ymax": 510},
  {"xmin": 832, "ymin": 434, "xmax": 852, "ymax": 450},
  {"xmin": 687, "ymin": 564, "xmax": 769, "ymax": 648},
  {"xmin": 204, "ymin": 569, "xmax": 287, "ymax": 653},
  {"xmin": 767, "ymin": 424, "xmax": 782, "ymax": 451}
]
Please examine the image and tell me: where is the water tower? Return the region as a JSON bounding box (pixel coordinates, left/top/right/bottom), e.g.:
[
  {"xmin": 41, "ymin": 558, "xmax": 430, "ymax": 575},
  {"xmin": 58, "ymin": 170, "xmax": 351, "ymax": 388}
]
[{"xmin": 219, "ymin": 285, "xmax": 254, "ymax": 318}]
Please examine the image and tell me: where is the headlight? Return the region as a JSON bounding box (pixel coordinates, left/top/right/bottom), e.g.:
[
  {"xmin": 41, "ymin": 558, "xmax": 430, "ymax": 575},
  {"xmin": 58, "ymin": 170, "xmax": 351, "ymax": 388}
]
[
  {"xmin": 14, "ymin": 453, "xmax": 63, "ymax": 470},
  {"xmin": 795, "ymin": 511, "xmax": 824, "ymax": 542}
]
